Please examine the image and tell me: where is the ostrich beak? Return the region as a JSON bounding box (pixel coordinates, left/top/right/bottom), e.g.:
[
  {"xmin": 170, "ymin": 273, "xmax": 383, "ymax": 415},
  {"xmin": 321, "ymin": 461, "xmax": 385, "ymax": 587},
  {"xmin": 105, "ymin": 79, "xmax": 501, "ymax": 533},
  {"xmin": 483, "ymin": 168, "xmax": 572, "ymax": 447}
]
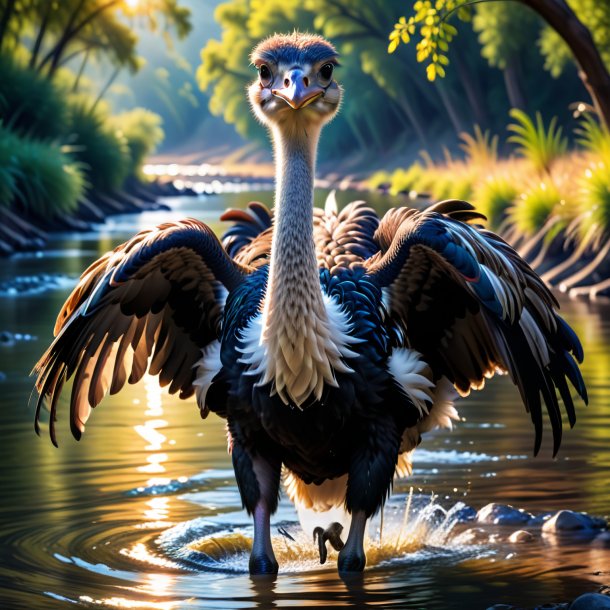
[{"xmin": 272, "ymin": 69, "xmax": 324, "ymax": 109}]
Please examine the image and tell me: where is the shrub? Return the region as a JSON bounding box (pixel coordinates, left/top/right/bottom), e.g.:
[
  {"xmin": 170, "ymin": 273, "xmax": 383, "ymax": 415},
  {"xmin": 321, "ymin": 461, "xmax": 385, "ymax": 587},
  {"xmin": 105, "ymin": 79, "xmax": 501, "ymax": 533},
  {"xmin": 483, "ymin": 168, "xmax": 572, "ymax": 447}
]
[
  {"xmin": 389, "ymin": 164, "xmax": 425, "ymax": 196},
  {"xmin": 0, "ymin": 125, "xmax": 85, "ymax": 218},
  {"xmin": 575, "ymin": 114, "xmax": 610, "ymax": 166},
  {"xmin": 509, "ymin": 180, "xmax": 564, "ymax": 236},
  {"xmin": 460, "ymin": 125, "xmax": 498, "ymax": 166},
  {"xmin": 0, "ymin": 56, "xmax": 68, "ymax": 140},
  {"xmin": 109, "ymin": 108, "xmax": 164, "ymax": 179},
  {"xmin": 576, "ymin": 161, "xmax": 610, "ymax": 249},
  {"xmin": 66, "ymin": 99, "xmax": 131, "ymax": 192},
  {"xmin": 474, "ymin": 176, "xmax": 518, "ymax": 229},
  {"xmin": 508, "ymin": 109, "xmax": 567, "ymax": 175}
]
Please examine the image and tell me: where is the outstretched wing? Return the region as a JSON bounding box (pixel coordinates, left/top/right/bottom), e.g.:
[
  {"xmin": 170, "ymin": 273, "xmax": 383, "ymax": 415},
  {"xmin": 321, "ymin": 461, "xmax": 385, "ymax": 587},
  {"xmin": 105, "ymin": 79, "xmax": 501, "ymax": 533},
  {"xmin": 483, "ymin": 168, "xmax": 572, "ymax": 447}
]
[
  {"xmin": 365, "ymin": 200, "xmax": 587, "ymax": 456},
  {"xmin": 220, "ymin": 201, "xmax": 273, "ymax": 267},
  {"xmin": 313, "ymin": 191, "xmax": 380, "ymax": 271},
  {"xmin": 33, "ymin": 218, "xmax": 248, "ymax": 445}
]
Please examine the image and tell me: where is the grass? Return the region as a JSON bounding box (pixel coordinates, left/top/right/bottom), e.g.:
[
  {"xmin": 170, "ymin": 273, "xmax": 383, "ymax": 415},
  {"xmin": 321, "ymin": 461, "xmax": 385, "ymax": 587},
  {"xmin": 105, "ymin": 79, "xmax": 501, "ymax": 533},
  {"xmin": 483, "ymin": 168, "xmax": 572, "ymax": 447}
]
[
  {"xmin": 0, "ymin": 125, "xmax": 85, "ymax": 218},
  {"xmin": 509, "ymin": 180, "xmax": 563, "ymax": 236},
  {"xmin": 473, "ymin": 175, "xmax": 518, "ymax": 229},
  {"xmin": 460, "ymin": 125, "xmax": 498, "ymax": 167},
  {"xmin": 576, "ymin": 161, "xmax": 610, "ymax": 249},
  {"xmin": 507, "ymin": 109, "xmax": 568, "ymax": 175}
]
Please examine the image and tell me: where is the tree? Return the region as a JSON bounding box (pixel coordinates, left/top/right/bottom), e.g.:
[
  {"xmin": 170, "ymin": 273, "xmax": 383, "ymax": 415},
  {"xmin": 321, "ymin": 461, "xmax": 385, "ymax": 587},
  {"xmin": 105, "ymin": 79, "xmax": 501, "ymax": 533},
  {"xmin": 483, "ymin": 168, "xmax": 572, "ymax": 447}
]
[{"xmin": 391, "ymin": 0, "xmax": 610, "ymax": 129}]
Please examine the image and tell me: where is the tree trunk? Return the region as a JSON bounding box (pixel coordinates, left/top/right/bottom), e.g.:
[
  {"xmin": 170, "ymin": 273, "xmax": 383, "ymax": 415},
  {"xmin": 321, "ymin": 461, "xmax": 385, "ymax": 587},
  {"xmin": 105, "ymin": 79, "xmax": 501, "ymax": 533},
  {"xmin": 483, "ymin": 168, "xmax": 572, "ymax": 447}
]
[
  {"xmin": 29, "ymin": 1, "xmax": 53, "ymax": 68},
  {"xmin": 0, "ymin": 0, "xmax": 16, "ymax": 50},
  {"xmin": 435, "ymin": 80, "xmax": 464, "ymax": 136},
  {"xmin": 395, "ymin": 91, "xmax": 428, "ymax": 146},
  {"xmin": 503, "ymin": 56, "xmax": 527, "ymax": 110},
  {"xmin": 519, "ymin": 0, "xmax": 610, "ymax": 130},
  {"xmin": 452, "ymin": 43, "xmax": 489, "ymax": 127}
]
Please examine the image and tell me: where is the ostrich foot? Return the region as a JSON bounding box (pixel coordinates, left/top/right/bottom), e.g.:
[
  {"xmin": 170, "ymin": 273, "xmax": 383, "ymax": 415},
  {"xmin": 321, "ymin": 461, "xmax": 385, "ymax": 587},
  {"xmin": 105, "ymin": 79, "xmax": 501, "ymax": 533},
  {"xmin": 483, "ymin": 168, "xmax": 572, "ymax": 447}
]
[
  {"xmin": 313, "ymin": 522, "xmax": 345, "ymax": 564},
  {"xmin": 338, "ymin": 511, "xmax": 367, "ymax": 573}
]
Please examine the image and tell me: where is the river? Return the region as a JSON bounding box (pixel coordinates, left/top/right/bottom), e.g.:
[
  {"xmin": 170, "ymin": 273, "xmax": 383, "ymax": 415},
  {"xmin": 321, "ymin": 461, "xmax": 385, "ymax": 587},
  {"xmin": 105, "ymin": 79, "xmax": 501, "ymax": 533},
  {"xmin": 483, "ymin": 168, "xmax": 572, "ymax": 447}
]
[{"xmin": 0, "ymin": 189, "xmax": 608, "ymax": 609}]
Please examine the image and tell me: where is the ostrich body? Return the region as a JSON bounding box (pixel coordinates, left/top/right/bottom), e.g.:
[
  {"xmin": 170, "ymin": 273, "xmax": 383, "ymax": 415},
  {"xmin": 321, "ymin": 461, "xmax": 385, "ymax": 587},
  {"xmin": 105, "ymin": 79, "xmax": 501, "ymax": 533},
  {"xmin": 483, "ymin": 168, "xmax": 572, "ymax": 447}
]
[{"xmin": 34, "ymin": 33, "xmax": 587, "ymax": 575}]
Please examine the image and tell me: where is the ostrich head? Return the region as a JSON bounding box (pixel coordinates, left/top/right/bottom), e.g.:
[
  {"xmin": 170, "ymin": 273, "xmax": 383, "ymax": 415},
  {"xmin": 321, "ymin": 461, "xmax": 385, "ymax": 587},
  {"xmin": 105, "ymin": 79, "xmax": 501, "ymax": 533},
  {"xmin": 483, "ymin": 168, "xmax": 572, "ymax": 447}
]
[{"xmin": 248, "ymin": 32, "xmax": 341, "ymax": 131}]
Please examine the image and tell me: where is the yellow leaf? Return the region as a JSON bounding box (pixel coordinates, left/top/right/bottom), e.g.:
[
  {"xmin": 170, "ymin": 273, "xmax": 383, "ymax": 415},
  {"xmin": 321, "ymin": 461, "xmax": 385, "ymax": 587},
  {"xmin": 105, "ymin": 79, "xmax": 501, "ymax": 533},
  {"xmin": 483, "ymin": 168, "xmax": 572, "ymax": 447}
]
[
  {"xmin": 438, "ymin": 53, "xmax": 449, "ymax": 65},
  {"xmin": 436, "ymin": 64, "xmax": 445, "ymax": 77},
  {"xmin": 388, "ymin": 38, "xmax": 399, "ymax": 53},
  {"xmin": 401, "ymin": 31, "xmax": 410, "ymax": 43},
  {"xmin": 427, "ymin": 63, "xmax": 437, "ymax": 80}
]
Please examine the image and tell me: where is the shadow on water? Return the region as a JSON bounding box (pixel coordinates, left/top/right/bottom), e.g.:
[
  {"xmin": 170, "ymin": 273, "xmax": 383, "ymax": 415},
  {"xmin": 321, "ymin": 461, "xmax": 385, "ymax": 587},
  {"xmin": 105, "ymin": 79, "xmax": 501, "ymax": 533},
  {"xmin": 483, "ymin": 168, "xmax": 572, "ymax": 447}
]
[{"xmin": 0, "ymin": 190, "xmax": 608, "ymax": 609}]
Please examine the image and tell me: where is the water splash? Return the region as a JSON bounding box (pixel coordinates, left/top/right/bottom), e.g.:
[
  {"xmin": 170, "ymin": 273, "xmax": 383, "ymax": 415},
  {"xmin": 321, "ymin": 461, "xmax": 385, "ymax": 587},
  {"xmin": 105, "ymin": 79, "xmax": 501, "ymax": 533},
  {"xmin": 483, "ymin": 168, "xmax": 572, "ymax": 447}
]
[{"xmin": 156, "ymin": 490, "xmax": 489, "ymax": 574}]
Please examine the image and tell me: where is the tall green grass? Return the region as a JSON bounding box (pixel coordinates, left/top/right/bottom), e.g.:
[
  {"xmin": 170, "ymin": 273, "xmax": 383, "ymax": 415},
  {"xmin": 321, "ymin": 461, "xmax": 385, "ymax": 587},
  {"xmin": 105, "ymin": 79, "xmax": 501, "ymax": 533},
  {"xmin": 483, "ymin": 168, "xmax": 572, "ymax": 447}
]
[
  {"xmin": 473, "ymin": 176, "xmax": 518, "ymax": 229},
  {"xmin": 509, "ymin": 180, "xmax": 563, "ymax": 236},
  {"xmin": 0, "ymin": 125, "xmax": 85, "ymax": 218},
  {"xmin": 508, "ymin": 109, "xmax": 567, "ymax": 175}
]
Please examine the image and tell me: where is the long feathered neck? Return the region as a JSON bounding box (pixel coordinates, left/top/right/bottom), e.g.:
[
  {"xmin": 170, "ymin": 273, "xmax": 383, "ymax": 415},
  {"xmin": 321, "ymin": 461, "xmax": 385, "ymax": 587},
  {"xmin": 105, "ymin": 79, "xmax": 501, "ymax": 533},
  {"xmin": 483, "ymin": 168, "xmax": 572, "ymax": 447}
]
[
  {"xmin": 255, "ymin": 123, "xmax": 351, "ymax": 407},
  {"xmin": 266, "ymin": 123, "xmax": 322, "ymax": 317}
]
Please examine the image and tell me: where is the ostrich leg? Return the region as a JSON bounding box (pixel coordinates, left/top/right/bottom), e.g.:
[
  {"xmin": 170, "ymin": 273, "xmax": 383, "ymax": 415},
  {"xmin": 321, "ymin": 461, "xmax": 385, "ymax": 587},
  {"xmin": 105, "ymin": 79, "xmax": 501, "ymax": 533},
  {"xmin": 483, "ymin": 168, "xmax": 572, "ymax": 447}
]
[
  {"xmin": 338, "ymin": 417, "xmax": 401, "ymax": 573},
  {"xmin": 231, "ymin": 439, "xmax": 281, "ymax": 574}
]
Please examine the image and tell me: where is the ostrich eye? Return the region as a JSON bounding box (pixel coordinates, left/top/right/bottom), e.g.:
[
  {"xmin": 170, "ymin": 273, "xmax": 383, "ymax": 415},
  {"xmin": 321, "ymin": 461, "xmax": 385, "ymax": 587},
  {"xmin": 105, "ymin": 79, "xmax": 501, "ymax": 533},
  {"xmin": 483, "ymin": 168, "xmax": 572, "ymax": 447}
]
[
  {"xmin": 319, "ymin": 63, "xmax": 334, "ymax": 82},
  {"xmin": 259, "ymin": 64, "xmax": 272, "ymax": 87}
]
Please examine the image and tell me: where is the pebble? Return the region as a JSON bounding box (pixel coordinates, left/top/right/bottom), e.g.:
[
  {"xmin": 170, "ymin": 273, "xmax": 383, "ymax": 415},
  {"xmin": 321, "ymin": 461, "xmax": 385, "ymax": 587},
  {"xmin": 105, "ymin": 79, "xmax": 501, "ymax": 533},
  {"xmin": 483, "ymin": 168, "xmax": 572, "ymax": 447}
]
[
  {"xmin": 454, "ymin": 527, "xmax": 489, "ymax": 544},
  {"xmin": 477, "ymin": 503, "xmax": 533, "ymax": 525},
  {"xmin": 508, "ymin": 529, "xmax": 535, "ymax": 543},
  {"xmin": 542, "ymin": 510, "xmax": 607, "ymax": 534},
  {"xmin": 569, "ymin": 593, "xmax": 610, "ymax": 609}
]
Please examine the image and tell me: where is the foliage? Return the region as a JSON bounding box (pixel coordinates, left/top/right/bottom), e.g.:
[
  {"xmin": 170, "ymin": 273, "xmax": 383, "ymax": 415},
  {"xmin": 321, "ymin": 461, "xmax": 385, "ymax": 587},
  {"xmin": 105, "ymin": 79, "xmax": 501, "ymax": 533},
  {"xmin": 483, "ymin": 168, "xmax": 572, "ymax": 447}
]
[
  {"xmin": 575, "ymin": 114, "xmax": 610, "ymax": 165},
  {"xmin": 538, "ymin": 1, "xmax": 610, "ymax": 78},
  {"xmin": 459, "ymin": 125, "xmax": 498, "ymax": 166},
  {"xmin": 109, "ymin": 108, "xmax": 165, "ymax": 178},
  {"xmin": 507, "ymin": 109, "xmax": 568, "ymax": 175},
  {"xmin": 388, "ymin": 0, "xmax": 470, "ymax": 80},
  {"xmin": 473, "ymin": 175, "xmax": 518, "ymax": 229},
  {"xmin": 472, "ymin": 3, "xmax": 540, "ymax": 70},
  {"xmin": 509, "ymin": 180, "xmax": 563, "ymax": 236},
  {"xmin": 0, "ymin": 56, "xmax": 67, "ymax": 140},
  {"xmin": 0, "ymin": 124, "xmax": 85, "ymax": 217},
  {"xmin": 368, "ymin": 170, "xmax": 393, "ymax": 190},
  {"xmin": 388, "ymin": 164, "xmax": 426, "ymax": 196},
  {"xmin": 66, "ymin": 99, "xmax": 130, "ymax": 192},
  {"xmin": 577, "ymin": 161, "xmax": 610, "ymax": 248}
]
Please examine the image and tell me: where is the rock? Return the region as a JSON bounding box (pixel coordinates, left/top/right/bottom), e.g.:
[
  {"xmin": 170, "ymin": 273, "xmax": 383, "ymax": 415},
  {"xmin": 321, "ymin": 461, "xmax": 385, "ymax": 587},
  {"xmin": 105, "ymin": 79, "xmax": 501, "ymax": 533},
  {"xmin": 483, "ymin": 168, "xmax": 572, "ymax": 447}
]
[
  {"xmin": 454, "ymin": 505, "xmax": 477, "ymax": 522},
  {"xmin": 454, "ymin": 527, "xmax": 489, "ymax": 544},
  {"xmin": 542, "ymin": 510, "xmax": 606, "ymax": 534},
  {"xmin": 509, "ymin": 530, "xmax": 535, "ymax": 543},
  {"xmin": 477, "ymin": 503, "xmax": 532, "ymax": 526},
  {"xmin": 569, "ymin": 593, "xmax": 610, "ymax": 609}
]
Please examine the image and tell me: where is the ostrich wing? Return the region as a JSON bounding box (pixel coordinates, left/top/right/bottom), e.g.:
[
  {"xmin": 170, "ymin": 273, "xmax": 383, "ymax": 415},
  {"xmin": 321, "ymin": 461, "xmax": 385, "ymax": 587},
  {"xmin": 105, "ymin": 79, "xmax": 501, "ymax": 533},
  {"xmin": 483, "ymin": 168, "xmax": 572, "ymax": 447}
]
[
  {"xmin": 365, "ymin": 200, "xmax": 587, "ymax": 456},
  {"xmin": 33, "ymin": 218, "xmax": 248, "ymax": 446},
  {"xmin": 313, "ymin": 195, "xmax": 380, "ymax": 271},
  {"xmin": 221, "ymin": 201, "xmax": 273, "ymax": 267}
]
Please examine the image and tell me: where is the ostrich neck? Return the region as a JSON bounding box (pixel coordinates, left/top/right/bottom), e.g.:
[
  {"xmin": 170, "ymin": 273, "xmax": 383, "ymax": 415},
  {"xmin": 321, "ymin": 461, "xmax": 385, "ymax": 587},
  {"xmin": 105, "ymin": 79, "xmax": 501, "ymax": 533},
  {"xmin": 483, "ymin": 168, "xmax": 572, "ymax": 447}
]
[
  {"xmin": 263, "ymin": 124, "xmax": 324, "ymax": 329},
  {"xmin": 252, "ymin": 122, "xmax": 349, "ymax": 408}
]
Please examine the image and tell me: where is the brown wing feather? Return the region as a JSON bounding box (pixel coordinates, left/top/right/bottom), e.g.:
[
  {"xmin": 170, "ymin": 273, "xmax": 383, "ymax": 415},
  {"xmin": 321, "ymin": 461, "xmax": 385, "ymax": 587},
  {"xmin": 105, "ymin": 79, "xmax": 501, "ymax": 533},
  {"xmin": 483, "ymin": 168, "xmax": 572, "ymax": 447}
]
[{"xmin": 33, "ymin": 220, "xmax": 245, "ymax": 445}]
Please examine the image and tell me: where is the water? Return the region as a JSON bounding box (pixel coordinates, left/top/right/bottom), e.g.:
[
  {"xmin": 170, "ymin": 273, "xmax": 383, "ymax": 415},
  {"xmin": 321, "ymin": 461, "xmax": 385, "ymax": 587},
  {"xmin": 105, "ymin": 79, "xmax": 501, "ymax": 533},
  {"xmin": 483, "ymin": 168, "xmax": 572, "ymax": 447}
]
[{"xmin": 0, "ymin": 191, "xmax": 609, "ymax": 609}]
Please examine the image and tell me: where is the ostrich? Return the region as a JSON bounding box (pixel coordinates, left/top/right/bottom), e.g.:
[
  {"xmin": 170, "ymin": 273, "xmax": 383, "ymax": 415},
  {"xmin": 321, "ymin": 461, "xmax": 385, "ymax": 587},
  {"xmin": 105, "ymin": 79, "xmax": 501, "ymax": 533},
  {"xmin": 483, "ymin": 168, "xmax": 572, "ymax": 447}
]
[{"xmin": 33, "ymin": 32, "xmax": 587, "ymax": 575}]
